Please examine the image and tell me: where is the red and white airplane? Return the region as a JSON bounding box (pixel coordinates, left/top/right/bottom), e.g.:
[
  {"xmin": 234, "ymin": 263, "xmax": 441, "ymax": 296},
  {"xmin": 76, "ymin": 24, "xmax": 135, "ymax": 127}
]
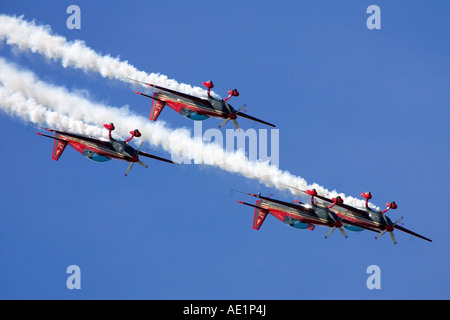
[
  {"xmin": 235, "ymin": 190, "xmax": 374, "ymax": 239},
  {"xmin": 130, "ymin": 79, "xmax": 276, "ymax": 129},
  {"xmin": 37, "ymin": 123, "xmax": 178, "ymax": 176},
  {"xmin": 291, "ymin": 187, "xmax": 432, "ymax": 244}
]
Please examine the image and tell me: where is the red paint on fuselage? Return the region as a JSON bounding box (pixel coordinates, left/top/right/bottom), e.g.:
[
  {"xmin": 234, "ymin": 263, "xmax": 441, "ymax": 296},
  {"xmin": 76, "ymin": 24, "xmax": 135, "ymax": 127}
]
[
  {"xmin": 259, "ymin": 201, "xmax": 331, "ymax": 227},
  {"xmin": 166, "ymin": 100, "xmax": 230, "ymax": 119},
  {"xmin": 63, "ymin": 137, "xmax": 139, "ymax": 163},
  {"xmin": 334, "ymin": 210, "xmax": 384, "ymax": 231}
]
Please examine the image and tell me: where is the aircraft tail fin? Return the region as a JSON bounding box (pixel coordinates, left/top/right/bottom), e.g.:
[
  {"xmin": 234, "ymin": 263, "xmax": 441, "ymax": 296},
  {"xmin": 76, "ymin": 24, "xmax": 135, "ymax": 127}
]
[
  {"xmin": 237, "ymin": 199, "xmax": 269, "ymax": 230},
  {"xmin": 37, "ymin": 131, "xmax": 68, "ymax": 161},
  {"xmin": 52, "ymin": 133, "xmax": 68, "ymax": 160},
  {"xmin": 253, "ymin": 200, "xmax": 269, "ymax": 230},
  {"xmin": 150, "ymin": 98, "xmax": 166, "ymax": 121},
  {"xmin": 135, "ymin": 91, "xmax": 166, "ymax": 121}
]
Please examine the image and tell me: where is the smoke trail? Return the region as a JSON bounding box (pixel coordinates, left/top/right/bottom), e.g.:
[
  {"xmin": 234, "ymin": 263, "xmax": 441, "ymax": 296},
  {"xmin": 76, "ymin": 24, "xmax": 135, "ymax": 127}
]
[
  {"xmin": 0, "ymin": 57, "xmax": 373, "ymax": 209},
  {"xmin": 0, "ymin": 15, "xmax": 377, "ymax": 209},
  {"xmin": 0, "ymin": 85, "xmax": 105, "ymax": 138},
  {"xmin": 0, "ymin": 14, "xmax": 219, "ymax": 99}
]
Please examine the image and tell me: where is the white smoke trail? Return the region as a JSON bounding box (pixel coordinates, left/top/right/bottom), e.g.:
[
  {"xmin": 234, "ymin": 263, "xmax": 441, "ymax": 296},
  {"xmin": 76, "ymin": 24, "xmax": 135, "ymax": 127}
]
[
  {"xmin": 0, "ymin": 57, "xmax": 373, "ymax": 209},
  {"xmin": 0, "ymin": 14, "xmax": 219, "ymax": 99},
  {"xmin": 0, "ymin": 85, "xmax": 105, "ymax": 138},
  {"xmin": 0, "ymin": 14, "xmax": 376, "ymax": 209}
]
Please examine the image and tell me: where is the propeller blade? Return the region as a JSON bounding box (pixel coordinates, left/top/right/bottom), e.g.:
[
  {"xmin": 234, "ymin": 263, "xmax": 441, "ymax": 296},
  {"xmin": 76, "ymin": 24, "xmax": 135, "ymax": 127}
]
[
  {"xmin": 325, "ymin": 227, "xmax": 336, "ymax": 239},
  {"xmin": 325, "ymin": 226, "xmax": 347, "ymax": 239},
  {"xmin": 219, "ymin": 118, "xmax": 230, "ymax": 128},
  {"xmin": 125, "ymin": 162, "xmax": 134, "ymax": 176},
  {"xmin": 339, "ymin": 227, "xmax": 348, "ymax": 239},
  {"xmin": 393, "ymin": 217, "xmax": 404, "ymax": 226},
  {"xmin": 326, "ymin": 210, "xmax": 337, "ymax": 223},
  {"xmin": 389, "ymin": 231, "xmax": 397, "ymax": 245},
  {"xmin": 376, "ymin": 217, "xmax": 403, "ymax": 242},
  {"xmin": 237, "ymin": 104, "xmax": 246, "ymax": 113},
  {"xmin": 220, "ymin": 105, "xmax": 245, "ymax": 129},
  {"xmin": 223, "ymin": 100, "xmax": 233, "ymax": 114},
  {"xmin": 134, "ymin": 142, "xmax": 147, "ymax": 168},
  {"xmin": 124, "ymin": 142, "xmax": 145, "ymax": 176},
  {"xmin": 233, "ymin": 119, "xmax": 240, "ymax": 130},
  {"xmin": 380, "ymin": 212, "xmax": 389, "ymax": 225},
  {"xmin": 138, "ymin": 160, "xmax": 148, "ymax": 168},
  {"xmin": 375, "ymin": 229, "xmax": 388, "ymax": 239}
]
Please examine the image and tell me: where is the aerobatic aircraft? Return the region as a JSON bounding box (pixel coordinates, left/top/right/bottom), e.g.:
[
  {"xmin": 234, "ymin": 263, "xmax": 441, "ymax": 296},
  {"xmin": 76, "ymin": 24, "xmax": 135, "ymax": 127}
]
[
  {"xmin": 234, "ymin": 190, "xmax": 375, "ymax": 239},
  {"xmin": 37, "ymin": 123, "xmax": 178, "ymax": 176},
  {"xmin": 129, "ymin": 79, "xmax": 276, "ymax": 129},
  {"xmin": 291, "ymin": 187, "xmax": 432, "ymax": 244}
]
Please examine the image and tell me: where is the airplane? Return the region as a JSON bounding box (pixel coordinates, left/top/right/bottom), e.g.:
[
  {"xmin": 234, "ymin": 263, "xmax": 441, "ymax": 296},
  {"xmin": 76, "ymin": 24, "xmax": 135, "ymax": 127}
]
[
  {"xmin": 234, "ymin": 190, "xmax": 376, "ymax": 239},
  {"xmin": 37, "ymin": 123, "xmax": 178, "ymax": 176},
  {"xmin": 289, "ymin": 187, "xmax": 432, "ymax": 244},
  {"xmin": 128, "ymin": 78, "xmax": 276, "ymax": 129}
]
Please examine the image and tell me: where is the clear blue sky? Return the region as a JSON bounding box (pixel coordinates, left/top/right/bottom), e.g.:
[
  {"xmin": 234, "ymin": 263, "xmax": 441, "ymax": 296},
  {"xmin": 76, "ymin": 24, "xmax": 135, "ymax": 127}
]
[{"xmin": 0, "ymin": 1, "xmax": 449, "ymax": 300}]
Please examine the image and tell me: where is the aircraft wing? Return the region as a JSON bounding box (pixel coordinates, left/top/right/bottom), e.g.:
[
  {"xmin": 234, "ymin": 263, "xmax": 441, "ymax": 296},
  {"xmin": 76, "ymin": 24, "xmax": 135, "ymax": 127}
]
[
  {"xmin": 340, "ymin": 218, "xmax": 380, "ymax": 233},
  {"xmin": 394, "ymin": 225, "xmax": 432, "ymax": 242},
  {"xmin": 237, "ymin": 200, "xmax": 323, "ymax": 228},
  {"xmin": 138, "ymin": 150, "xmax": 179, "ymax": 165},
  {"xmin": 240, "ymin": 192, "xmax": 332, "ymax": 225},
  {"xmin": 236, "ymin": 111, "xmax": 276, "ymax": 127},
  {"xmin": 251, "ymin": 193, "xmax": 314, "ymax": 214},
  {"xmin": 41, "ymin": 128, "xmax": 111, "ymax": 147},
  {"xmin": 37, "ymin": 132, "xmax": 67, "ymax": 142},
  {"xmin": 146, "ymin": 83, "xmax": 211, "ymax": 106},
  {"xmin": 237, "ymin": 201, "xmax": 270, "ymax": 214},
  {"xmin": 314, "ymin": 193, "xmax": 369, "ymax": 217}
]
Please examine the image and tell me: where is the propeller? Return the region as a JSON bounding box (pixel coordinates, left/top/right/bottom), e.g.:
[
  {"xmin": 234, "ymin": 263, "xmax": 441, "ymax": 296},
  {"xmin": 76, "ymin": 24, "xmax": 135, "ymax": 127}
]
[
  {"xmin": 285, "ymin": 186, "xmax": 347, "ymax": 239},
  {"xmin": 325, "ymin": 224, "xmax": 348, "ymax": 239},
  {"xmin": 370, "ymin": 198, "xmax": 400, "ymax": 244},
  {"xmin": 325, "ymin": 196, "xmax": 349, "ymax": 239},
  {"xmin": 324, "ymin": 209, "xmax": 348, "ymax": 239},
  {"xmin": 125, "ymin": 161, "xmax": 134, "ymax": 177},
  {"xmin": 125, "ymin": 141, "xmax": 147, "ymax": 176},
  {"xmin": 219, "ymin": 104, "xmax": 246, "ymax": 130},
  {"xmin": 375, "ymin": 217, "xmax": 403, "ymax": 244}
]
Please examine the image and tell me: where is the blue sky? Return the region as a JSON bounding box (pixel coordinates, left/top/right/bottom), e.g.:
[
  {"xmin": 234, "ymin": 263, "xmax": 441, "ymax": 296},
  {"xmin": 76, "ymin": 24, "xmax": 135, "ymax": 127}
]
[{"xmin": 0, "ymin": 1, "xmax": 449, "ymax": 300}]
